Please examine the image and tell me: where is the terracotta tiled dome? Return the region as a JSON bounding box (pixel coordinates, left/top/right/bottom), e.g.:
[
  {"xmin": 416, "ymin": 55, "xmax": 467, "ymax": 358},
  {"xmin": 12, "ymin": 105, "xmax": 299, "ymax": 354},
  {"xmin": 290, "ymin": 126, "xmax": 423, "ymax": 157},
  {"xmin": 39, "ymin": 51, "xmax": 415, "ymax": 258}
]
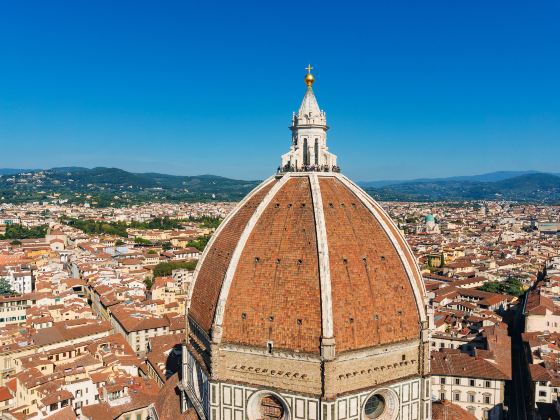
[
  {"xmin": 188, "ymin": 172, "xmax": 427, "ymax": 356},
  {"xmin": 180, "ymin": 69, "xmax": 432, "ymax": 419}
]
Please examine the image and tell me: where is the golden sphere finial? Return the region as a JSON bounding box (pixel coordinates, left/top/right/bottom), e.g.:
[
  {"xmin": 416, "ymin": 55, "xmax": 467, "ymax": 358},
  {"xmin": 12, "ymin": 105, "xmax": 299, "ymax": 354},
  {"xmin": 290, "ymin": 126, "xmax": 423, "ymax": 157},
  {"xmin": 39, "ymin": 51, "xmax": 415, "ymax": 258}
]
[{"xmin": 305, "ymin": 64, "xmax": 315, "ymax": 87}]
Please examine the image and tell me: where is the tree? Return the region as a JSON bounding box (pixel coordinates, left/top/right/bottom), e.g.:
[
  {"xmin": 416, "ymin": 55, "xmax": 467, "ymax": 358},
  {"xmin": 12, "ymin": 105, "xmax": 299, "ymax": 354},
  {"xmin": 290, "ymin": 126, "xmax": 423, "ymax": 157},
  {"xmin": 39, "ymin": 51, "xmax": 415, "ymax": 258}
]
[
  {"xmin": 186, "ymin": 216, "xmax": 222, "ymax": 229},
  {"xmin": 162, "ymin": 242, "xmax": 173, "ymax": 251},
  {"xmin": 134, "ymin": 237, "xmax": 152, "ymax": 246},
  {"xmin": 115, "ymin": 239, "xmax": 125, "ymax": 246},
  {"xmin": 479, "ymin": 282, "xmax": 501, "ymax": 294},
  {"xmin": 478, "ymin": 277, "xmax": 524, "ymax": 297},
  {"xmin": 153, "ymin": 261, "xmax": 198, "ymax": 278},
  {"xmin": 0, "ymin": 278, "xmax": 14, "ymax": 295},
  {"xmin": 187, "ymin": 235, "xmax": 211, "ymax": 251},
  {"xmin": 144, "ymin": 276, "xmax": 154, "ymax": 290},
  {"xmin": 0, "ymin": 224, "xmax": 47, "ymax": 240}
]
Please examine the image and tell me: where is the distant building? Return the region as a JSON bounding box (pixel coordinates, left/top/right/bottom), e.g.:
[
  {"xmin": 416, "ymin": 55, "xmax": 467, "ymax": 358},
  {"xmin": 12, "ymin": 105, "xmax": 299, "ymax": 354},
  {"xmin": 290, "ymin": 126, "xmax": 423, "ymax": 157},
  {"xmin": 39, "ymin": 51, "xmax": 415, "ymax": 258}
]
[
  {"xmin": 0, "ymin": 293, "xmax": 36, "ymax": 326},
  {"xmin": 430, "ymin": 327, "xmax": 511, "ymax": 419},
  {"xmin": 538, "ymin": 222, "xmax": 560, "ymax": 235}
]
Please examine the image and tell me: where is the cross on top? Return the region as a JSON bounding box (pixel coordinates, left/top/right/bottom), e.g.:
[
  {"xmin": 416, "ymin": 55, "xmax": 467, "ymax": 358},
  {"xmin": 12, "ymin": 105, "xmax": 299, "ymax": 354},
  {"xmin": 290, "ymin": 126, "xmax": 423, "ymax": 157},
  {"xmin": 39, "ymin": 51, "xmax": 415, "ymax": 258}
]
[{"xmin": 305, "ymin": 64, "xmax": 313, "ymax": 74}]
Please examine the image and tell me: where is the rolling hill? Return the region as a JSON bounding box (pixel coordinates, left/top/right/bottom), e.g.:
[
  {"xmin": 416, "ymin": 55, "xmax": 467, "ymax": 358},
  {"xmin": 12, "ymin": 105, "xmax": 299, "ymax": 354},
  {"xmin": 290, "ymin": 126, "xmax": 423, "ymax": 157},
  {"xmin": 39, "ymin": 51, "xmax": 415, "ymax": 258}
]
[
  {"xmin": 2, "ymin": 167, "xmax": 560, "ymax": 205},
  {"xmin": 0, "ymin": 167, "xmax": 259, "ymax": 206},
  {"xmin": 366, "ymin": 173, "xmax": 560, "ymax": 203},
  {"xmin": 358, "ymin": 170, "xmax": 543, "ymax": 188}
]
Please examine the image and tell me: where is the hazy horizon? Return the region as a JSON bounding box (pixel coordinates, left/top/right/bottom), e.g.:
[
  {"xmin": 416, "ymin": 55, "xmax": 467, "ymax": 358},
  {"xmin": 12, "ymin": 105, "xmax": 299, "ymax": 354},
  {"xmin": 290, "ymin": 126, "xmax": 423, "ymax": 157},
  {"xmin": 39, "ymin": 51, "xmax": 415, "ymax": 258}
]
[{"xmin": 0, "ymin": 165, "xmax": 556, "ymax": 183}]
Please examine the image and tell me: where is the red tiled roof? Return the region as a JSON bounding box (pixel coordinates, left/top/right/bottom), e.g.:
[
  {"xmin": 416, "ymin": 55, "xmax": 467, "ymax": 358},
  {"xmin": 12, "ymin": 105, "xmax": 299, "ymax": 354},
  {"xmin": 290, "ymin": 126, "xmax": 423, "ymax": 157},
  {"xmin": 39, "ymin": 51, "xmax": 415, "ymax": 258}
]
[
  {"xmin": 432, "ymin": 400, "xmax": 476, "ymax": 420},
  {"xmin": 430, "ymin": 350, "xmax": 511, "ymax": 380},
  {"xmin": 0, "ymin": 386, "xmax": 12, "ymax": 402}
]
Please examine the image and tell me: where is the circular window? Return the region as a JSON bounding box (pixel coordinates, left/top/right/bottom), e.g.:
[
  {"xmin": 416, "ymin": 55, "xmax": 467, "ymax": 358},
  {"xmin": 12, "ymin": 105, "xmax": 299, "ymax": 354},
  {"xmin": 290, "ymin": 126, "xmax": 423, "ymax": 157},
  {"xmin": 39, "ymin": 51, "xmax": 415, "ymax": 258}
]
[
  {"xmin": 362, "ymin": 388, "xmax": 399, "ymax": 420},
  {"xmin": 247, "ymin": 391, "xmax": 289, "ymax": 420},
  {"xmin": 260, "ymin": 395, "xmax": 284, "ymax": 419},
  {"xmin": 364, "ymin": 394, "xmax": 385, "ymax": 418}
]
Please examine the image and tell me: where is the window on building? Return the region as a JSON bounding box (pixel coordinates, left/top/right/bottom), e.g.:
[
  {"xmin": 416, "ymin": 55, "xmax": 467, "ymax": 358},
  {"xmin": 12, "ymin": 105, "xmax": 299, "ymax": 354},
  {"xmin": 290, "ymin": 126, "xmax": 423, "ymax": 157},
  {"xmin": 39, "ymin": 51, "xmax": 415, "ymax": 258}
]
[
  {"xmin": 484, "ymin": 395, "xmax": 491, "ymax": 404},
  {"xmin": 468, "ymin": 394, "xmax": 475, "ymax": 403},
  {"xmin": 440, "ymin": 378, "xmax": 446, "ymax": 384},
  {"xmin": 539, "ymin": 391, "xmax": 547, "ymax": 397},
  {"xmin": 314, "ymin": 138, "xmax": 319, "ymax": 165},
  {"xmin": 485, "ymin": 380, "xmax": 491, "ymax": 388},
  {"xmin": 440, "ymin": 393, "xmax": 445, "ymax": 401},
  {"xmin": 469, "ymin": 379, "xmax": 475, "ymax": 387},
  {"xmin": 540, "ymin": 381, "xmax": 548, "ymax": 386},
  {"xmin": 454, "ymin": 393, "xmax": 460, "ymax": 401},
  {"xmin": 260, "ymin": 395, "xmax": 285, "ymax": 420},
  {"xmin": 455, "ymin": 378, "xmax": 460, "ymax": 385}
]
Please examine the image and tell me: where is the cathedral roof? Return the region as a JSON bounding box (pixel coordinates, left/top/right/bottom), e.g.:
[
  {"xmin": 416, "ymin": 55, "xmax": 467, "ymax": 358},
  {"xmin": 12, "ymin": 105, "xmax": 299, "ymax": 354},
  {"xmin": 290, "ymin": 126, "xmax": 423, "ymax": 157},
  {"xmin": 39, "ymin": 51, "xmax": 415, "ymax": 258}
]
[{"xmin": 188, "ymin": 171, "xmax": 427, "ymax": 356}]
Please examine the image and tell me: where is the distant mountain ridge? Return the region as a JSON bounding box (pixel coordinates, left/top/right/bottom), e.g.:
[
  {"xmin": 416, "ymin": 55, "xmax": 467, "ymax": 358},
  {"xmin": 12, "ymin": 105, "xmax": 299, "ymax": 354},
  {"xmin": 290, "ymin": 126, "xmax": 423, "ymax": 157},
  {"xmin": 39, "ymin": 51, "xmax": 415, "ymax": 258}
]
[
  {"xmin": 1, "ymin": 167, "xmax": 560, "ymax": 205},
  {"xmin": 358, "ymin": 170, "xmax": 548, "ymax": 188},
  {"xmin": 0, "ymin": 166, "xmax": 259, "ymax": 206},
  {"xmin": 366, "ymin": 172, "xmax": 560, "ymax": 203}
]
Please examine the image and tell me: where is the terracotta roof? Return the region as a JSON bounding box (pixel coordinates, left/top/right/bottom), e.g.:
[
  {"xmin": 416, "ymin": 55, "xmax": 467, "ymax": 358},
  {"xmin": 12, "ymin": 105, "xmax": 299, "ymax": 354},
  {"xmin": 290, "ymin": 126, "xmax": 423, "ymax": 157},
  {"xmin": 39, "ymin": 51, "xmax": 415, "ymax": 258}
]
[
  {"xmin": 110, "ymin": 307, "xmax": 169, "ymax": 333},
  {"xmin": 154, "ymin": 373, "xmax": 199, "ymax": 419},
  {"xmin": 189, "ymin": 178, "xmax": 277, "ymax": 332},
  {"xmin": 525, "ymin": 290, "xmax": 560, "ymax": 316},
  {"xmin": 430, "ymin": 350, "xmax": 511, "ymax": 380},
  {"xmin": 41, "ymin": 390, "xmax": 73, "ymax": 406},
  {"xmin": 33, "ymin": 319, "xmax": 111, "ymax": 346},
  {"xmin": 189, "ymin": 173, "xmax": 427, "ymax": 355},
  {"xmin": 44, "ymin": 406, "xmax": 78, "ymax": 420},
  {"xmin": 432, "ymin": 400, "xmax": 477, "ymax": 420},
  {"xmin": 529, "ymin": 363, "xmax": 552, "ymax": 382},
  {"xmin": 0, "ymin": 386, "xmax": 12, "ymax": 402}
]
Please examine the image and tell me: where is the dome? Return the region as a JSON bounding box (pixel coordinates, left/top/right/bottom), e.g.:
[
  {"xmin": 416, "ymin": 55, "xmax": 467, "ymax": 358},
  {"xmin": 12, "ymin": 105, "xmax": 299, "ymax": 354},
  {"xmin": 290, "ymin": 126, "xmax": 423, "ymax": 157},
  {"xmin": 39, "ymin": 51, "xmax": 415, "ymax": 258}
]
[
  {"xmin": 425, "ymin": 214, "xmax": 435, "ymax": 223},
  {"xmin": 181, "ymin": 68, "xmax": 431, "ymax": 417},
  {"xmin": 188, "ymin": 172, "xmax": 427, "ymax": 356}
]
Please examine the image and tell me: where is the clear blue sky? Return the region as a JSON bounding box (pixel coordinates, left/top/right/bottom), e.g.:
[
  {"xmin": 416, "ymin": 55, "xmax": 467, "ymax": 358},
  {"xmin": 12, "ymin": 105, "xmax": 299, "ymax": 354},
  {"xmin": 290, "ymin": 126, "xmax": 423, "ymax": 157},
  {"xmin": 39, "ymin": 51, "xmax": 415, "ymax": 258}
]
[{"xmin": 1, "ymin": 1, "xmax": 559, "ymax": 181}]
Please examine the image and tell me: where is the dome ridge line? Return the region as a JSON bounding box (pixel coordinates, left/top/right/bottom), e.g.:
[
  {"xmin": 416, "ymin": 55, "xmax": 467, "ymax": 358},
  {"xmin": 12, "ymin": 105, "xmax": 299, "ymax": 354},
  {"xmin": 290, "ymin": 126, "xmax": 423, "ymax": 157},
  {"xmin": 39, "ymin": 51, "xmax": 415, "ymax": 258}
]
[
  {"xmin": 309, "ymin": 173, "xmax": 336, "ymax": 360},
  {"xmin": 334, "ymin": 173, "xmax": 428, "ymax": 324},
  {"xmin": 185, "ymin": 176, "xmax": 278, "ymax": 314},
  {"xmin": 210, "ymin": 173, "xmax": 293, "ymax": 345}
]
